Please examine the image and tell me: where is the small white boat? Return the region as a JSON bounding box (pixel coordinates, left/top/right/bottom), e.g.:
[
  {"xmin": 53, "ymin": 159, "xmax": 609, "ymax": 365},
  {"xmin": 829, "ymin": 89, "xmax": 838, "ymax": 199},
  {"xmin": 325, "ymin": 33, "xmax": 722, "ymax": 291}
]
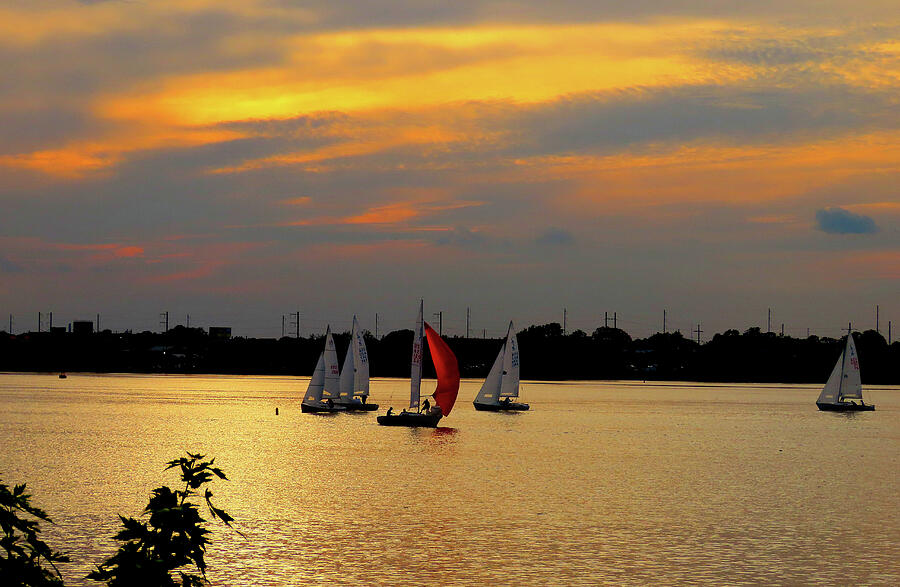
[
  {"xmin": 336, "ymin": 316, "xmax": 377, "ymax": 412},
  {"xmin": 301, "ymin": 326, "xmax": 346, "ymax": 413},
  {"xmin": 816, "ymin": 334, "xmax": 874, "ymax": 412},
  {"xmin": 473, "ymin": 321, "xmax": 529, "ymax": 411}
]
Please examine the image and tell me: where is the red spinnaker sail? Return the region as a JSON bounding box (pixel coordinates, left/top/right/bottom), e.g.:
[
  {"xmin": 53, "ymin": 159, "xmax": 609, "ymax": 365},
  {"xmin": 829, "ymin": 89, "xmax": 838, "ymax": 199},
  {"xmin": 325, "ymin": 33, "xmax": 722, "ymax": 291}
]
[{"xmin": 424, "ymin": 322, "xmax": 460, "ymax": 416}]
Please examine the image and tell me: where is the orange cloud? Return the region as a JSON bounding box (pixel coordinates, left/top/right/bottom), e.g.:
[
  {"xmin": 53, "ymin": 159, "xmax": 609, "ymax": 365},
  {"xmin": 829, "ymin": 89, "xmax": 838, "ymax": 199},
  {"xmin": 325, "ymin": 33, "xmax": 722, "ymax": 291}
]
[
  {"xmin": 280, "ymin": 196, "xmax": 313, "ymax": 206},
  {"xmin": 493, "ymin": 131, "xmax": 900, "ymax": 211},
  {"xmin": 0, "ymin": 127, "xmax": 245, "ymax": 178},
  {"xmin": 114, "ymin": 246, "xmax": 145, "ymax": 258},
  {"xmin": 97, "ymin": 21, "xmax": 756, "ymax": 127},
  {"xmin": 212, "ymin": 124, "xmax": 470, "ymax": 174},
  {"xmin": 288, "ymin": 199, "xmax": 483, "ymax": 226}
]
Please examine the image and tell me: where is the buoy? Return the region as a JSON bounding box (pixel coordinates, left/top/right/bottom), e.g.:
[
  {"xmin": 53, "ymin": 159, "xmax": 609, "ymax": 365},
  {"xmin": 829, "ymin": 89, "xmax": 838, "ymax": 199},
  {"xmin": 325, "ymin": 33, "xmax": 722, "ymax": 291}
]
[{"xmin": 275, "ymin": 407, "xmax": 279, "ymax": 415}]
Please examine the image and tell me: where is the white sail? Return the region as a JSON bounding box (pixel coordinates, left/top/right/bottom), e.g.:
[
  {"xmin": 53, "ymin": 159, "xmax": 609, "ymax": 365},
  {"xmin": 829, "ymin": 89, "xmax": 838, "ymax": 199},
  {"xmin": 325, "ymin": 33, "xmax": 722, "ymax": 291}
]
[
  {"xmin": 303, "ymin": 352, "xmax": 326, "ymax": 405},
  {"xmin": 339, "ymin": 318, "xmax": 357, "ymax": 400},
  {"xmin": 498, "ymin": 321, "xmax": 520, "ymax": 398},
  {"xmin": 353, "ymin": 316, "xmax": 370, "ymax": 396},
  {"xmin": 339, "ymin": 316, "xmax": 371, "ymax": 402},
  {"xmin": 840, "ymin": 335, "xmax": 863, "ymax": 399},
  {"xmin": 475, "ymin": 340, "xmax": 505, "ymax": 405},
  {"xmin": 817, "ymin": 335, "xmax": 864, "ymax": 404},
  {"xmin": 322, "ymin": 326, "xmax": 341, "ymax": 399},
  {"xmin": 409, "ymin": 300, "xmax": 424, "ymax": 410},
  {"xmin": 817, "ymin": 348, "xmax": 844, "ymax": 405}
]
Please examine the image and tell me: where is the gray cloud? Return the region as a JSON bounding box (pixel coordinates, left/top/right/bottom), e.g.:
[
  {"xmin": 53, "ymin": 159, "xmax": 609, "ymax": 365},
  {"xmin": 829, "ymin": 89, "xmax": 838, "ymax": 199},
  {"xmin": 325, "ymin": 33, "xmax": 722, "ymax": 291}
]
[
  {"xmin": 0, "ymin": 255, "xmax": 25, "ymax": 273},
  {"xmin": 536, "ymin": 228, "xmax": 575, "ymax": 245},
  {"xmin": 815, "ymin": 207, "xmax": 878, "ymax": 234}
]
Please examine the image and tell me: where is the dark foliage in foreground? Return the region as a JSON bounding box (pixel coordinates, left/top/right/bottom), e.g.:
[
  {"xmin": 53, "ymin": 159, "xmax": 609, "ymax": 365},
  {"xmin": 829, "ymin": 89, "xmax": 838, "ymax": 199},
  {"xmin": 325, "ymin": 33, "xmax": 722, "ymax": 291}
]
[
  {"xmin": 1, "ymin": 323, "xmax": 898, "ymax": 384},
  {"xmin": 88, "ymin": 453, "xmax": 238, "ymax": 587},
  {"xmin": 0, "ymin": 479, "xmax": 69, "ymax": 586}
]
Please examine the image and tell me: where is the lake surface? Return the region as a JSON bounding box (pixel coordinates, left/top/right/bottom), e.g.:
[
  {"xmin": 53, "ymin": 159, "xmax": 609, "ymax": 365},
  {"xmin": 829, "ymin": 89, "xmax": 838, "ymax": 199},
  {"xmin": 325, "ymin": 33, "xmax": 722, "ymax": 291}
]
[{"xmin": 1, "ymin": 373, "xmax": 898, "ymax": 585}]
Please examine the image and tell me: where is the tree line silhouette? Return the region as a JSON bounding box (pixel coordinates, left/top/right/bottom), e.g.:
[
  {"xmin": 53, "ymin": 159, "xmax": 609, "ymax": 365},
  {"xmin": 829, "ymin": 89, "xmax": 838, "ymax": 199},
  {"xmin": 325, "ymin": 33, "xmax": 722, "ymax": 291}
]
[{"xmin": 1, "ymin": 324, "xmax": 897, "ymax": 384}]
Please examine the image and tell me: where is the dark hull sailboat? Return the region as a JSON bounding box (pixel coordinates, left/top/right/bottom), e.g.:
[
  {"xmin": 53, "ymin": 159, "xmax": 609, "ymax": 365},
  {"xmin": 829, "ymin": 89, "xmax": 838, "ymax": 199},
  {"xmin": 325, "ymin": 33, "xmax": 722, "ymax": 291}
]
[
  {"xmin": 816, "ymin": 401, "xmax": 875, "ymax": 412},
  {"xmin": 376, "ymin": 410, "xmax": 442, "ymax": 427},
  {"xmin": 301, "ymin": 402, "xmax": 346, "ymax": 413},
  {"xmin": 473, "ymin": 401, "xmax": 530, "ymax": 411},
  {"xmin": 378, "ymin": 302, "xmax": 459, "ymax": 428}
]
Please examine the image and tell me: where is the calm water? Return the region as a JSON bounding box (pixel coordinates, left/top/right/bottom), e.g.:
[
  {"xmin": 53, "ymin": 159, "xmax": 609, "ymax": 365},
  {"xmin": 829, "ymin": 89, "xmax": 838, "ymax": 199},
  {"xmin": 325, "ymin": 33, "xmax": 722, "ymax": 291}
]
[{"xmin": 1, "ymin": 373, "xmax": 898, "ymax": 586}]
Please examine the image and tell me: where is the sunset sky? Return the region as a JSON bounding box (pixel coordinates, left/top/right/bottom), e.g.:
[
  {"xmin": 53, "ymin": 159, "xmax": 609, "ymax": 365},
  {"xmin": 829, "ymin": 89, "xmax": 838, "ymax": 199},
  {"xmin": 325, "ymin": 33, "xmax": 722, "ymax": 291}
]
[{"xmin": 1, "ymin": 1, "xmax": 898, "ymax": 338}]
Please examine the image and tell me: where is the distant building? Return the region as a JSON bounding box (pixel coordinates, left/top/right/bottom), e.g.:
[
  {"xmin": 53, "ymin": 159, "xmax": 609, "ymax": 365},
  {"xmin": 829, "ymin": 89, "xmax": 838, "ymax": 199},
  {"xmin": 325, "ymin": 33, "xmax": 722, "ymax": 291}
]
[
  {"xmin": 50, "ymin": 326, "xmax": 67, "ymax": 335},
  {"xmin": 72, "ymin": 321, "xmax": 94, "ymax": 335},
  {"xmin": 209, "ymin": 327, "xmax": 232, "ymax": 339}
]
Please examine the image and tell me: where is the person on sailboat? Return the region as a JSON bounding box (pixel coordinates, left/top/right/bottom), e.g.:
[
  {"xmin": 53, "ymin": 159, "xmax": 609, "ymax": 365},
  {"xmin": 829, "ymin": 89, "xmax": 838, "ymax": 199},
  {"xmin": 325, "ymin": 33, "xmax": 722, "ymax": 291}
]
[
  {"xmin": 386, "ymin": 407, "xmax": 393, "ymax": 416},
  {"xmin": 421, "ymin": 398, "xmax": 430, "ymax": 413}
]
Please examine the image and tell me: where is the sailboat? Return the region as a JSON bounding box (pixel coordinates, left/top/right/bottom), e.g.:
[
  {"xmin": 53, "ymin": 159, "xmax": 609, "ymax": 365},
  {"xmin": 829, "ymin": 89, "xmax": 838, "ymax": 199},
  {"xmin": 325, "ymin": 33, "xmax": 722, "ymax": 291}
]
[
  {"xmin": 301, "ymin": 326, "xmax": 347, "ymax": 413},
  {"xmin": 336, "ymin": 315, "xmax": 378, "ymax": 412},
  {"xmin": 473, "ymin": 321, "xmax": 529, "ymax": 411},
  {"xmin": 816, "ymin": 334, "xmax": 875, "ymax": 412},
  {"xmin": 377, "ymin": 301, "xmax": 460, "ymax": 427}
]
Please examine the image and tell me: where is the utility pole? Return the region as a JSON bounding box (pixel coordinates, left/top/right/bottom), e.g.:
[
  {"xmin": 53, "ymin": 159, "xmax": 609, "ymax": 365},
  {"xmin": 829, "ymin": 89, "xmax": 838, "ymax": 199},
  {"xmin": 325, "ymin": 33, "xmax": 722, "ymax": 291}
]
[
  {"xmin": 49, "ymin": 312, "xmax": 53, "ymax": 330},
  {"xmin": 767, "ymin": 308, "xmax": 771, "ymax": 333},
  {"xmin": 889, "ymin": 321, "xmax": 892, "ymax": 344},
  {"xmin": 614, "ymin": 312, "xmax": 617, "ymax": 330},
  {"xmin": 97, "ymin": 313, "xmax": 101, "ymax": 332},
  {"xmin": 694, "ymin": 323, "xmax": 703, "ymax": 344},
  {"xmin": 876, "ymin": 305, "xmax": 879, "ymax": 333},
  {"xmin": 433, "ymin": 312, "xmax": 442, "ymax": 336},
  {"xmin": 160, "ymin": 311, "xmax": 169, "ymax": 333},
  {"xmin": 807, "ymin": 328, "xmax": 810, "ymax": 337},
  {"xmin": 563, "ymin": 308, "xmax": 567, "ymax": 335},
  {"xmin": 8, "ymin": 314, "xmax": 11, "ymax": 334},
  {"xmin": 663, "ymin": 309, "xmax": 667, "ymax": 334},
  {"xmin": 604, "ymin": 311, "xmax": 608, "ymax": 328},
  {"xmin": 466, "ymin": 307, "xmax": 470, "ymax": 338},
  {"xmin": 483, "ymin": 328, "xmax": 486, "ymax": 339},
  {"xmin": 295, "ymin": 311, "xmax": 300, "ymax": 339},
  {"xmin": 38, "ymin": 311, "xmax": 41, "ymax": 332},
  {"xmin": 781, "ymin": 323, "xmax": 784, "ymax": 337},
  {"xmin": 281, "ymin": 315, "xmax": 285, "ymax": 338},
  {"xmin": 375, "ymin": 313, "xmax": 379, "ymax": 339},
  {"xmin": 186, "ymin": 314, "xmax": 190, "ymax": 329}
]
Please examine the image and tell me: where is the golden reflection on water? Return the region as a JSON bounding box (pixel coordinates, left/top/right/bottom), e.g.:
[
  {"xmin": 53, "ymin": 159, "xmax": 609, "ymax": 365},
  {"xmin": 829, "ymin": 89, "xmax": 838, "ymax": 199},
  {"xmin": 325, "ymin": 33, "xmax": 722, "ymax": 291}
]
[{"xmin": 1, "ymin": 374, "xmax": 899, "ymax": 585}]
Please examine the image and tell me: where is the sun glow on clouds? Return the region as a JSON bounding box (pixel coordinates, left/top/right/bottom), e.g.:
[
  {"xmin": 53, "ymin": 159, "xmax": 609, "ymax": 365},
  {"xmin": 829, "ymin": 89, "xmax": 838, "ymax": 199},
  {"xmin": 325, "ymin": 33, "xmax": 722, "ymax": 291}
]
[
  {"xmin": 98, "ymin": 21, "xmax": 755, "ymax": 127},
  {"xmin": 285, "ymin": 199, "xmax": 484, "ymax": 226}
]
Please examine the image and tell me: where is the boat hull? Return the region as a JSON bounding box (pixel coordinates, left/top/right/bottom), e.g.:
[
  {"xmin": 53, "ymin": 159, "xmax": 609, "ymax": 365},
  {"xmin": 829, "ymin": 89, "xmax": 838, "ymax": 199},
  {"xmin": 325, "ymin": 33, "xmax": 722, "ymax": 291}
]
[
  {"xmin": 341, "ymin": 402, "xmax": 379, "ymax": 412},
  {"xmin": 376, "ymin": 412, "xmax": 442, "ymax": 427},
  {"xmin": 473, "ymin": 401, "xmax": 530, "ymax": 411},
  {"xmin": 816, "ymin": 402, "xmax": 875, "ymax": 412},
  {"xmin": 301, "ymin": 403, "xmax": 346, "ymax": 413}
]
